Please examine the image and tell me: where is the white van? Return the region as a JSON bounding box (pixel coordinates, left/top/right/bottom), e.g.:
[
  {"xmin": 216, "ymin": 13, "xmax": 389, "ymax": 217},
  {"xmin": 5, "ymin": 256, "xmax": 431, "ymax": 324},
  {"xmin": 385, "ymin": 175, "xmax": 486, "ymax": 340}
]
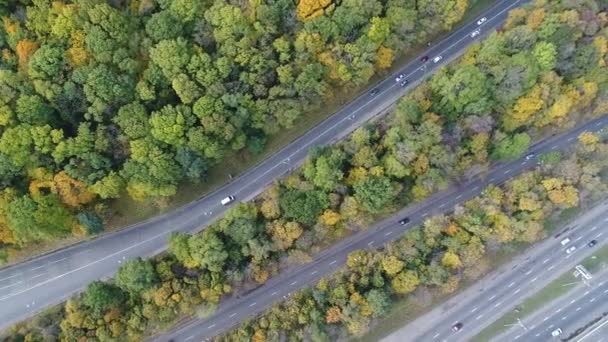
[
  {"xmin": 560, "ymin": 237, "xmax": 571, "ymax": 246},
  {"xmin": 221, "ymin": 195, "xmax": 235, "ymax": 206}
]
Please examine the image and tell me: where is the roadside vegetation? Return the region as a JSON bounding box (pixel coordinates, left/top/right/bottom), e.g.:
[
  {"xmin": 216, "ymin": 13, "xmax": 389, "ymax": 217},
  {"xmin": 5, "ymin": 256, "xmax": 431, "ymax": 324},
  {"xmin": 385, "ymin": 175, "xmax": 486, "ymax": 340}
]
[
  {"xmin": 4, "ymin": 0, "xmax": 608, "ymax": 340},
  {"xmin": 0, "ymin": 0, "xmax": 479, "ymax": 263}
]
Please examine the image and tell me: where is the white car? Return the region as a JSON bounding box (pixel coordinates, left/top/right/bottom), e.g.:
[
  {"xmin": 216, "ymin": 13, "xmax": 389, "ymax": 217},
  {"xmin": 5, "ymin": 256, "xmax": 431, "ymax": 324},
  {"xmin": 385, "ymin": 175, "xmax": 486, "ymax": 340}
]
[
  {"xmin": 477, "ymin": 17, "xmax": 487, "ymax": 25},
  {"xmin": 470, "ymin": 29, "xmax": 480, "ymax": 38},
  {"xmin": 560, "ymin": 237, "xmax": 571, "ymax": 246},
  {"xmin": 566, "ymin": 246, "xmax": 577, "ymax": 254},
  {"xmin": 433, "ymin": 56, "xmax": 443, "ymax": 63},
  {"xmin": 525, "ymin": 153, "xmax": 535, "ymax": 160},
  {"xmin": 395, "ymin": 73, "xmax": 404, "ymax": 82},
  {"xmin": 551, "ymin": 328, "xmax": 562, "ymax": 337},
  {"xmin": 220, "ymin": 195, "xmax": 235, "ymax": 206}
]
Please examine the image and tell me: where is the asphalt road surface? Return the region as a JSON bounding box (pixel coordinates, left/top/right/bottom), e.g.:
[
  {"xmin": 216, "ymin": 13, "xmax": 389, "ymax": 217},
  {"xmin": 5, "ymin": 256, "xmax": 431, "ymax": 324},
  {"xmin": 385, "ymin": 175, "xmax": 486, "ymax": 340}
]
[
  {"xmin": 161, "ymin": 164, "xmax": 608, "ymax": 342},
  {"xmin": 383, "ymin": 200, "xmax": 608, "ymax": 342},
  {"xmin": 0, "ymin": 0, "xmax": 529, "ymax": 331},
  {"xmin": 499, "ymin": 269, "xmax": 608, "ymax": 342}
]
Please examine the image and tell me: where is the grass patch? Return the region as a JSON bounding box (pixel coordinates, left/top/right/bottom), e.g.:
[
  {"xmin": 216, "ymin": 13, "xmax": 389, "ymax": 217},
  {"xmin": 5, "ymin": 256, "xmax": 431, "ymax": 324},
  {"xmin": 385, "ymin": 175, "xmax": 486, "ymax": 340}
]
[
  {"xmin": 471, "ymin": 272, "xmax": 577, "ymax": 342},
  {"xmin": 581, "ymin": 244, "xmax": 608, "ymax": 273},
  {"xmin": 355, "ymin": 242, "xmax": 526, "ymax": 342}
]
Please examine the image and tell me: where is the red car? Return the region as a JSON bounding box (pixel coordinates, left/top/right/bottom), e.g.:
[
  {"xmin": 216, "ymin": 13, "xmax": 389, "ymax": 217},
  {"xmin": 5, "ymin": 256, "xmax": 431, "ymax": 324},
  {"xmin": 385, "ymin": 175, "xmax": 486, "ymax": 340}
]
[{"xmin": 420, "ymin": 56, "xmax": 429, "ymax": 62}]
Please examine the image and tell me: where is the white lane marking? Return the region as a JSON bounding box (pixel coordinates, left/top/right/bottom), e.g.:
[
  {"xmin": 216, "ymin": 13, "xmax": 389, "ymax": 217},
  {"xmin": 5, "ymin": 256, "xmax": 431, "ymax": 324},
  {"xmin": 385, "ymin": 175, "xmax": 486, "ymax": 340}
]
[
  {"xmin": 207, "ymin": 324, "xmax": 216, "ymax": 329},
  {"xmin": 590, "ymin": 297, "xmax": 597, "ymax": 303},
  {"xmin": 290, "ymin": 281, "xmax": 297, "ymax": 286},
  {"xmin": 548, "ymin": 324, "xmax": 554, "ymax": 329},
  {"xmin": 562, "ymin": 316, "xmax": 568, "ymax": 321},
  {"xmin": 548, "ymin": 265, "xmax": 555, "ymax": 271},
  {"xmin": 597, "ymin": 232, "xmax": 604, "ymax": 238},
  {"xmin": 471, "ymin": 307, "xmax": 478, "ymax": 313},
  {"xmin": 514, "ymin": 335, "xmax": 521, "ymax": 340},
  {"xmin": 476, "ymin": 314, "xmax": 484, "ymax": 320},
  {"xmin": 585, "ymin": 291, "xmax": 590, "ymax": 296},
  {"xmin": 249, "ymin": 302, "xmax": 257, "ymax": 307},
  {"xmin": 592, "ymin": 225, "xmax": 598, "ymax": 231},
  {"xmin": 473, "ymin": 186, "xmax": 479, "ymax": 191},
  {"xmin": 596, "ymin": 122, "xmax": 603, "ymax": 127},
  {"xmin": 508, "ymin": 282, "xmax": 515, "ymax": 288},
  {"xmin": 30, "ymin": 273, "xmax": 45, "ymax": 280},
  {"xmin": 551, "ymin": 145, "xmax": 557, "ymax": 150},
  {"xmin": 531, "ymin": 276, "xmax": 538, "ymax": 282},
  {"xmin": 535, "ymin": 333, "xmax": 541, "ymax": 337},
  {"xmin": 556, "ymin": 308, "xmax": 562, "ymax": 313},
  {"xmin": 367, "ymin": 241, "xmax": 375, "ymax": 246},
  {"xmin": 385, "ymin": 231, "xmax": 393, "ymax": 237},
  {"xmin": 0, "ymin": 281, "xmax": 22, "ymax": 290},
  {"xmin": 422, "ymin": 212, "xmax": 429, "ymax": 217},
  {"xmin": 229, "ymin": 313, "xmax": 236, "ymax": 318},
  {"xmin": 433, "ymin": 333, "xmax": 441, "ymax": 339},
  {"xmin": 543, "ymin": 317, "xmax": 549, "ymax": 322},
  {"xmin": 271, "ymin": 291, "xmax": 278, "ymax": 296},
  {"xmin": 329, "ymin": 260, "xmax": 337, "ymax": 265},
  {"xmin": 543, "ymin": 258, "xmax": 550, "ymax": 264},
  {"xmin": 49, "ymin": 257, "xmax": 67, "ymax": 265},
  {"xmin": 576, "ymin": 307, "xmax": 582, "ymax": 312},
  {"xmin": 526, "ymin": 270, "xmax": 533, "ymax": 276},
  {"xmin": 30, "ymin": 265, "xmax": 45, "ymax": 271},
  {"xmin": 439, "ymin": 204, "xmax": 446, "ymax": 209},
  {"xmin": 0, "ymin": 273, "xmax": 21, "ymax": 283},
  {"xmin": 599, "ymin": 281, "xmax": 605, "ymax": 286},
  {"xmin": 570, "ymin": 299, "xmax": 576, "ymax": 304},
  {"xmin": 489, "ymin": 295, "xmax": 496, "ymax": 301},
  {"xmin": 489, "ymin": 177, "xmax": 496, "ymax": 183},
  {"xmin": 185, "ymin": 336, "xmax": 194, "ymax": 341},
  {"xmin": 568, "ymin": 137, "xmax": 575, "ymax": 142},
  {"xmin": 575, "ymin": 236, "xmax": 583, "ymax": 242},
  {"xmin": 311, "ymin": 270, "xmax": 318, "ymax": 275},
  {"xmin": 0, "ymin": 227, "xmax": 176, "ymax": 302},
  {"xmin": 514, "ymin": 288, "xmax": 521, "ymax": 295},
  {"xmin": 504, "ymin": 169, "xmax": 512, "ymax": 175},
  {"xmin": 456, "ymin": 194, "xmax": 463, "ymax": 199},
  {"xmin": 494, "ymin": 301, "xmax": 502, "ymax": 308}
]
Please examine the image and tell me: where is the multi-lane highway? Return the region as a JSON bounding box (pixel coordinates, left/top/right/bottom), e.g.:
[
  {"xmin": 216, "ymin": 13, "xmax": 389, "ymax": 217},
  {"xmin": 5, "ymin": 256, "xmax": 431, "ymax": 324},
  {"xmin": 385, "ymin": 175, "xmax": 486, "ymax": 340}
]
[
  {"xmin": 158, "ymin": 120, "xmax": 608, "ymax": 339},
  {"xmin": 498, "ymin": 269, "xmax": 608, "ymax": 342},
  {"xmin": 383, "ymin": 200, "xmax": 608, "ymax": 342},
  {"xmin": 0, "ymin": 0, "xmax": 529, "ymax": 331}
]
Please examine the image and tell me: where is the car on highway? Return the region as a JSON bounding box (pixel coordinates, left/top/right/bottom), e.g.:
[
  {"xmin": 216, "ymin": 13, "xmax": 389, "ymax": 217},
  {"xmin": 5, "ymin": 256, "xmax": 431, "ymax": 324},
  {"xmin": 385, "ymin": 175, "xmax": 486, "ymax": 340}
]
[
  {"xmin": 525, "ymin": 153, "xmax": 535, "ymax": 160},
  {"xmin": 477, "ymin": 17, "xmax": 487, "ymax": 25},
  {"xmin": 433, "ymin": 55, "xmax": 443, "ymax": 63},
  {"xmin": 395, "ymin": 73, "xmax": 405, "ymax": 82},
  {"xmin": 420, "ymin": 55, "xmax": 429, "ymax": 62},
  {"xmin": 566, "ymin": 245, "xmax": 577, "ymax": 254},
  {"xmin": 451, "ymin": 322, "xmax": 463, "ymax": 332},
  {"xmin": 370, "ymin": 88, "xmax": 379, "ymax": 96},
  {"xmin": 470, "ymin": 29, "xmax": 480, "ymax": 38},
  {"xmin": 220, "ymin": 195, "xmax": 235, "ymax": 205},
  {"xmin": 560, "ymin": 237, "xmax": 571, "ymax": 246},
  {"xmin": 400, "ymin": 79, "xmax": 409, "ymax": 87},
  {"xmin": 551, "ymin": 328, "xmax": 562, "ymax": 337},
  {"xmin": 399, "ymin": 217, "xmax": 410, "ymax": 225},
  {"xmin": 588, "ymin": 239, "xmax": 598, "ymax": 247}
]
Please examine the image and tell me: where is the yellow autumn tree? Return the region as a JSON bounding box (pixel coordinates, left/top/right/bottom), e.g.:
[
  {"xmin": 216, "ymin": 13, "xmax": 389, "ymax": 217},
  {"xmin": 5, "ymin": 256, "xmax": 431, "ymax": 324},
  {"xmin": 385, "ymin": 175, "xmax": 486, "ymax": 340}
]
[
  {"xmin": 297, "ymin": 0, "xmax": 332, "ymax": 21},
  {"xmin": 505, "ymin": 86, "xmax": 543, "ymax": 131},
  {"xmin": 346, "ymin": 167, "xmax": 368, "ymax": 186},
  {"xmin": 413, "ymin": 154, "xmax": 429, "ymax": 175},
  {"xmin": 319, "ymin": 209, "xmax": 341, "ymax": 226},
  {"xmin": 505, "ymin": 8, "xmax": 528, "ymax": 29},
  {"xmin": 442, "ymin": 251, "xmax": 462, "ymax": 270},
  {"xmin": 16, "ymin": 39, "xmax": 39, "ymax": 72},
  {"xmin": 375, "ymin": 46, "xmax": 394, "ymax": 70},
  {"xmin": 526, "ymin": 8, "xmax": 545, "ymax": 30},
  {"xmin": 252, "ymin": 330, "xmax": 266, "ymax": 342},
  {"xmin": 67, "ymin": 31, "xmax": 89, "ymax": 67},
  {"xmin": 266, "ymin": 220, "xmax": 303, "ymax": 250},
  {"xmin": 578, "ymin": 131, "xmax": 599, "ymax": 147},
  {"xmin": 326, "ymin": 306, "xmax": 342, "ymax": 323},
  {"xmin": 382, "ymin": 255, "xmax": 404, "ymax": 276},
  {"xmin": 53, "ymin": 171, "xmax": 96, "ymax": 207}
]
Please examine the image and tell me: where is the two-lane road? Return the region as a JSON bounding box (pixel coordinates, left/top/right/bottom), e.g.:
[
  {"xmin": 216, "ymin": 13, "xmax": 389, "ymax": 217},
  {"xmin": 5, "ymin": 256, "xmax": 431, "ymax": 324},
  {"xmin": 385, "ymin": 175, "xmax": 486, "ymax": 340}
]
[{"xmin": 0, "ymin": 0, "xmax": 528, "ymax": 331}]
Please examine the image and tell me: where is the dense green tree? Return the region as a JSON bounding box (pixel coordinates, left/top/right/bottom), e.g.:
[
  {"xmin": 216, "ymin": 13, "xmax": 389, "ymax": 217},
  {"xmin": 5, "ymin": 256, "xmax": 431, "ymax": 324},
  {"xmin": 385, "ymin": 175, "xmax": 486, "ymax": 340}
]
[{"xmin": 115, "ymin": 258, "xmax": 159, "ymax": 294}]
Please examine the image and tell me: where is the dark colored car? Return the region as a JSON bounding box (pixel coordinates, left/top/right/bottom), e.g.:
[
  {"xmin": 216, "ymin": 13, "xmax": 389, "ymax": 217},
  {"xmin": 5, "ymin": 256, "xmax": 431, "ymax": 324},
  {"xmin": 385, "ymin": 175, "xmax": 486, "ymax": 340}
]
[
  {"xmin": 370, "ymin": 88, "xmax": 379, "ymax": 96},
  {"xmin": 452, "ymin": 322, "xmax": 463, "ymax": 332},
  {"xmin": 588, "ymin": 240, "xmax": 598, "ymax": 247},
  {"xmin": 420, "ymin": 55, "xmax": 429, "ymax": 62},
  {"xmin": 400, "ymin": 79, "xmax": 409, "ymax": 87},
  {"xmin": 399, "ymin": 217, "xmax": 410, "ymax": 225}
]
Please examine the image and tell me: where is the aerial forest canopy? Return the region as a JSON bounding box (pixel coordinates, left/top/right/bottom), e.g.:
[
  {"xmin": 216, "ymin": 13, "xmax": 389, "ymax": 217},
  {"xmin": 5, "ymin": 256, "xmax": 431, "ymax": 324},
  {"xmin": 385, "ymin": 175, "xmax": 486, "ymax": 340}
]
[{"xmin": 0, "ymin": 0, "xmax": 473, "ymax": 252}]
